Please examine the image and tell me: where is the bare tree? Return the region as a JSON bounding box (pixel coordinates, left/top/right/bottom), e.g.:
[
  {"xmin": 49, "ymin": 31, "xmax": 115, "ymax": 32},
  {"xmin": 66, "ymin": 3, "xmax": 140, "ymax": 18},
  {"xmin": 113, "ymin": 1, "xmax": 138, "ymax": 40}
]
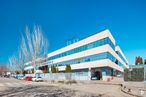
[
  {"xmin": 20, "ymin": 35, "xmax": 30, "ymax": 62},
  {"xmin": 25, "ymin": 27, "xmax": 34, "ymax": 60},
  {"xmin": 24, "ymin": 26, "xmax": 48, "ymax": 72},
  {"xmin": 18, "ymin": 49, "xmax": 25, "ymax": 73},
  {"xmin": 7, "ymin": 25, "xmax": 48, "ymax": 74},
  {"xmin": 8, "ymin": 55, "xmax": 18, "ymax": 73},
  {"xmin": 8, "ymin": 45, "xmax": 27, "ymax": 75}
]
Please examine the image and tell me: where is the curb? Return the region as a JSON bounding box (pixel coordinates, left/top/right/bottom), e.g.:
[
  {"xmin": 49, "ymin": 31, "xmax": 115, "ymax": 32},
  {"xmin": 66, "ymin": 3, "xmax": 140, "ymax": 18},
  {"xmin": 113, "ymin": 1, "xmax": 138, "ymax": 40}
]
[
  {"xmin": 79, "ymin": 81, "xmax": 142, "ymax": 97},
  {"xmin": 45, "ymin": 80, "xmax": 144, "ymax": 97},
  {"xmin": 120, "ymin": 85, "xmax": 143, "ymax": 97}
]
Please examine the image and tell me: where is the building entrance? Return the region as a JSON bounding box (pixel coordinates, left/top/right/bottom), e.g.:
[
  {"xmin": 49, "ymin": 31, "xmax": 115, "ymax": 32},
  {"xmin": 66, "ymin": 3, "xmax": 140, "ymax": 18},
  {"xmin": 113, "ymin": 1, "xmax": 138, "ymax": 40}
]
[{"xmin": 91, "ymin": 69, "xmax": 102, "ymax": 80}]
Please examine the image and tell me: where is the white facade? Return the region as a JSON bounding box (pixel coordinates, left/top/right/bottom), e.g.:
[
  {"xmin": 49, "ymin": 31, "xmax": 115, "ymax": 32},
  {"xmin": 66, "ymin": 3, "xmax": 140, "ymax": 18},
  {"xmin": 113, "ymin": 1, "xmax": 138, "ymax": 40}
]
[
  {"xmin": 48, "ymin": 29, "xmax": 116, "ymax": 57},
  {"xmin": 24, "ymin": 29, "xmax": 129, "ymax": 80}
]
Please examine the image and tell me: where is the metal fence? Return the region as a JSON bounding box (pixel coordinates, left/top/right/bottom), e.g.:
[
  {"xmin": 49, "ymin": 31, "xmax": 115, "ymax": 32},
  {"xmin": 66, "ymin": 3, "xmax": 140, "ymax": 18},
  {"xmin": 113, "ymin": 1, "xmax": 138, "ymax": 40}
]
[{"xmin": 25, "ymin": 72, "xmax": 90, "ymax": 80}]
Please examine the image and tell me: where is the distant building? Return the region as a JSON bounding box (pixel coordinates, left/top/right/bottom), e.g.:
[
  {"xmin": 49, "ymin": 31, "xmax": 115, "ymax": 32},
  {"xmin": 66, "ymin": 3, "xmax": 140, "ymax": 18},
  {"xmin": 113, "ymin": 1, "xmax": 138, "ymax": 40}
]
[
  {"xmin": 24, "ymin": 29, "xmax": 129, "ymax": 80},
  {"xmin": 0, "ymin": 65, "xmax": 9, "ymax": 76}
]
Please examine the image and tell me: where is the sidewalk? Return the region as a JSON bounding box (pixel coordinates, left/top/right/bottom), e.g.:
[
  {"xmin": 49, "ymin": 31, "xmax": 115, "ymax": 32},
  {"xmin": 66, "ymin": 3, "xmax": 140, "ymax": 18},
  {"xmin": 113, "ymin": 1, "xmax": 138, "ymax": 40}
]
[
  {"xmin": 97, "ymin": 77, "xmax": 146, "ymax": 97},
  {"xmin": 45, "ymin": 78, "xmax": 132, "ymax": 97},
  {"xmin": 46, "ymin": 77, "xmax": 146, "ymax": 97},
  {"xmin": 95, "ymin": 77, "xmax": 146, "ymax": 97},
  {"xmin": 122, "ymin": 82, "xmax": 146, "ymax": 97}
]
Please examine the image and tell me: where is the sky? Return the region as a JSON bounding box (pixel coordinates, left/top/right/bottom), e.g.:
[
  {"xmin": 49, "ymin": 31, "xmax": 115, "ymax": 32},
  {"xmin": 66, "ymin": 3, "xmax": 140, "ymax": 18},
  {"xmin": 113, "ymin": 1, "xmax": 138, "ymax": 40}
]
[{"xmin": 0, "ymin": 0, "xmax": 146, "ymax": 65}]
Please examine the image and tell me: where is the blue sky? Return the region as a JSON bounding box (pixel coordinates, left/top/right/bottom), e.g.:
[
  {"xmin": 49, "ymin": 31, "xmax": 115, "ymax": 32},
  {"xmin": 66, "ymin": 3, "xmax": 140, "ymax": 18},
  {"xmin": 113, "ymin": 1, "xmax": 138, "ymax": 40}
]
[{"xmin": 0, "ymin": 0, "xmax": 146, "ymax": 65}]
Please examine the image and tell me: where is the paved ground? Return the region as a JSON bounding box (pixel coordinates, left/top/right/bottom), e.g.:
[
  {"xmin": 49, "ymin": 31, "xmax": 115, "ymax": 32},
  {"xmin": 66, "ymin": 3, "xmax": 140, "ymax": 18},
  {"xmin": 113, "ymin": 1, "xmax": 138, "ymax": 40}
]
[
  {"xmin": 122, "ymin": 81, "xmax": 146, "ymax": 96},
  {"xmin": 58, "ymin": 81, "xmax": 134, "ymax": 97},
  {"xmin": 0, "ymin": 77, "xmax": 98, "ymax": 97},
  {"xmin": 0, "ymin": 77, "xmax": 144, "ymax": 97}
]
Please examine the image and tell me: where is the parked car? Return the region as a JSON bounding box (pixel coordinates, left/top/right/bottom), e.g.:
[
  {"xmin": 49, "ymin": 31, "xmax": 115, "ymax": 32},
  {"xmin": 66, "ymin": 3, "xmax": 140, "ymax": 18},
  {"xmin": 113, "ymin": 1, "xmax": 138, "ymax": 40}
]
[
  {"xmin": 32, "ymin": 76, "xmax": 43, "ymax": 82},
  {"xmin": 15, "ymin": 75, "xmax": 24, "ymax": 79},
  {"xmin": 25, "ymin": 76, "xmax": 33, "ymax": 81},
  {"xmin": 20, "ymin": 76, "xmax": 26, "ymax": 80},
  {"xmin": 18, "ymin": 76, "xmax": 25, "ymax": 80},
  {"xmin": 91, "ymin": 71, "xmax": 102, "ymax": 80}
]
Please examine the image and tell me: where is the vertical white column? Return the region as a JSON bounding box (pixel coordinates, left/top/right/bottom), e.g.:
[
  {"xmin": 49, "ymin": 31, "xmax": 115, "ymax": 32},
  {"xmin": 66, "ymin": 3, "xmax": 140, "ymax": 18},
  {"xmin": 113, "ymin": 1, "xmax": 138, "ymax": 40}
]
[{"xmin": 88, "ymin": 68, "xmax": 91, "ymax": 80}]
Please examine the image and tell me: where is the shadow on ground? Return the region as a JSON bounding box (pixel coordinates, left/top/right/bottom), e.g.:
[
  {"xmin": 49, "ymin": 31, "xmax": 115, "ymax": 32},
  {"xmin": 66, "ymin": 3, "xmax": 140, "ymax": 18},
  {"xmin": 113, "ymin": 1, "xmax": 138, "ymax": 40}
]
[{"xmin": 0, "ymin": 85, "xmax": 99, "ymax": 97}]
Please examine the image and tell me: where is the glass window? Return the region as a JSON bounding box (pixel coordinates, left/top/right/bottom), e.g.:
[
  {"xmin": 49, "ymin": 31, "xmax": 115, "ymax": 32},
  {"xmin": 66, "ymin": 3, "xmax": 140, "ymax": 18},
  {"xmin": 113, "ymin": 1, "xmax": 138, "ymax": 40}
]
[
  {"xmin": 48, "ymin": 37, "xmax": 115, "ymax": 61},
  {"xmin": 47, "ymin": 52, "xmax": 126, "ymax": 68},
  {"xmin": 87, "ymin": 43, "xmax": 93, "ymax": 49}
]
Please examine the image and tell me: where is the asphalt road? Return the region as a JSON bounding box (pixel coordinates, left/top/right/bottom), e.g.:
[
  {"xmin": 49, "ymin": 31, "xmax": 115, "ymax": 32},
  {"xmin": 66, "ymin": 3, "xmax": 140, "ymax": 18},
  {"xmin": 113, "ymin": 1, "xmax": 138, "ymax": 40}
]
[{"xmin": 0, "ymin": 77, "xmax": 98, "ymax": 97}]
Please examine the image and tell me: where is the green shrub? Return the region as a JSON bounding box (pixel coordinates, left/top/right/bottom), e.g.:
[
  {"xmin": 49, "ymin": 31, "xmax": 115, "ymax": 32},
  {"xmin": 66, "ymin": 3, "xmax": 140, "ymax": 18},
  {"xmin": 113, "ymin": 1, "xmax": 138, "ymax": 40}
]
[
  {"xmin": 65, "ymin": 65, "xmax": 71, "ymax": 73},
  {"xmin": 65, "ymin": 80, "xmax": 77, "ymax": 84},
  {"xmin": 58, "ymin": 80, "xmax": 65, "ymax": 84},
  {"xmin": 51, "ymin": 66, "xmax": 56, "ymax": 73}
]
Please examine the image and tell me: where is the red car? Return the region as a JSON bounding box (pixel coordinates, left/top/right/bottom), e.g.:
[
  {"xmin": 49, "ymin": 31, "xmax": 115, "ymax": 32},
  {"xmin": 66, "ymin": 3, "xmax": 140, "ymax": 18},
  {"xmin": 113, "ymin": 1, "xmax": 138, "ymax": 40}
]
[{"xmin": 25, "ymin": 76, "xmax": 32, "ymax": 81}]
